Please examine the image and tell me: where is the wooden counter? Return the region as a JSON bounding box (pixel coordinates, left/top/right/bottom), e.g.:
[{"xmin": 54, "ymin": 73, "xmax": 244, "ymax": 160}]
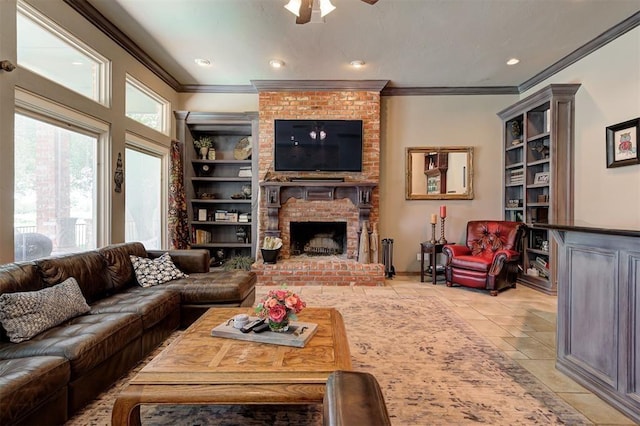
[{"xmin": 538, "ymin": 223, "xmax": 639, "ymax": 423}]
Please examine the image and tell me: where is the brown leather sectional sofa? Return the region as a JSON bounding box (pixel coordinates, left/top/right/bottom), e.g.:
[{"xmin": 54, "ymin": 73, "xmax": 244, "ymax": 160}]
[{"xmin": 0, "ymin": 242, "xmax": 256, "ymax": 426}]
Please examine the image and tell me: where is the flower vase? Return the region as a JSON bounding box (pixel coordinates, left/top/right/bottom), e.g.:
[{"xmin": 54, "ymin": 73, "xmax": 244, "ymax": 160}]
[
  {"xmin": 199, "ymin": 147, "xmax": 209, "ymax": 159},
  {"xmin": 268, "ymin": 317, "xmax": 290, "ymax": 333}
]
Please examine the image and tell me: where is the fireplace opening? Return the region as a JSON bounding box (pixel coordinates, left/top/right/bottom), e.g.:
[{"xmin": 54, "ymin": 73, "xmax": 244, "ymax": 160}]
[{"xmin": 290, "ymin": 222, "xmax": 347, "ymax": 256}]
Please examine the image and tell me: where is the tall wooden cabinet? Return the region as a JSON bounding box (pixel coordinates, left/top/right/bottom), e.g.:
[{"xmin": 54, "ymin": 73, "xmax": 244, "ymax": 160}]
[
  {"xmin": 175, "ymin": 111, "xmax": 258, "ymax": 265},
  {"xmin": 498, "ymin": 84, "xmax": 580, "ymax": 295}
]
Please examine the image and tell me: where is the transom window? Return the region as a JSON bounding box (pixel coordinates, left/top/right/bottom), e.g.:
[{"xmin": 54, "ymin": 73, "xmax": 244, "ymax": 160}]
[
  {"xmin": 125, "ymin": 75, "xmax": 169, "ymax": 134},
  {"xmin": 16, "ymin": 1, "xmax": 110, "ymax": 105}
]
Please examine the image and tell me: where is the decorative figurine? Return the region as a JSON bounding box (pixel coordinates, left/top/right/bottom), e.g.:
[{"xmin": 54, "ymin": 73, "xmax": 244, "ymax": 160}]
[{"xmin": 114, "ymin": 152, "xmax": 123, "ymax": 193}]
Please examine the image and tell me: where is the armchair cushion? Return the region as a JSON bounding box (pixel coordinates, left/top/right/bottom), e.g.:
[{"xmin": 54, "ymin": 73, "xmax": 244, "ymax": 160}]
[
  {"xmin": 450, "ymin": 255, "xmax": 492, "ymax": 272},
  {"xmin": 467, "ymin": 221, "xmax": 522, "ymax": 256}
]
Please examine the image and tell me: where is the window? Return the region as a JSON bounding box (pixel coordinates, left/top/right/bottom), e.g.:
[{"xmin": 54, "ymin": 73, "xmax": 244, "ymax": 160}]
[
  {"xmin": 125, "ymin": 75, "xmax": 169, "ymax": 134},
  {"xmin": 16, "ymin": 1, "xmax": 110, "ymax": 105},
  {"xmin": 14, "ymin": 113, "xmax": 100, "ymax": 260},
  {"xmin": 125, "ymin": 136, "xmax": 168, "ymax": 250}
]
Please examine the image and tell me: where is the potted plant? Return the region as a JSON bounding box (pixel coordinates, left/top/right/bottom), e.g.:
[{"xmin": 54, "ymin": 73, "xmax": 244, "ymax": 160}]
[
  {"xmin": 223, "ymin": 255, "xmax": 254, "ymax": 271},
  {"xmin": 194, "ymin": 136, "xmax": 213, "ymax": 159}
]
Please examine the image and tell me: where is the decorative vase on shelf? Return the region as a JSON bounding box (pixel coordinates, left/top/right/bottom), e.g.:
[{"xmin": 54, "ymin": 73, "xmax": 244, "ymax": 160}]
[
  {"xmin": 199, "ymin": 147, "xmax": 209, "ymax": 160},
  {"xmin": 268, "ymin": 316, "xmax": 290, "ymax": 333},
  {"xmin": 207, "ymin": 148, "xmax": 216, "ymax": 160}
]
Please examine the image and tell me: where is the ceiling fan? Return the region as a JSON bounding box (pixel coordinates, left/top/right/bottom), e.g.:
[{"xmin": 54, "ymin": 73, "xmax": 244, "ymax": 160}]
[{"xmin": 285, "ymin": 0, "xmax": 379, "ymax": 25}]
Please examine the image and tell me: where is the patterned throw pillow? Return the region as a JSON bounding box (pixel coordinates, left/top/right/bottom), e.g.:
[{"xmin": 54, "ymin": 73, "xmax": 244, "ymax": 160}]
[
  {"xmin": 0, "ymin": 277, "xmax": 91, "ymax": 343},
  {"xmin": 129, "ymin": 253, "xmax": 188, "ymax": 288}
]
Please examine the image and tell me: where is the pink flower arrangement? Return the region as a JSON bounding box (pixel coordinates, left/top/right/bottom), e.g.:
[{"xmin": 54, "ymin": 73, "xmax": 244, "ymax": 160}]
[{"xmin": 256, "ymin": 286, "xmax": 306, "ymax": 324}]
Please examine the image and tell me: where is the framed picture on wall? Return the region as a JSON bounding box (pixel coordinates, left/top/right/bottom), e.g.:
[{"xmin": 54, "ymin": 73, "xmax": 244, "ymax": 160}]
[{"xmin": 606, "ymin": 118, "xmax": 640, "ymax": 168}]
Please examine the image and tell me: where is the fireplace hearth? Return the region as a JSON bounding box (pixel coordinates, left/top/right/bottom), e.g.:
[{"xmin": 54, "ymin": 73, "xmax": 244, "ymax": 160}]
[{"xmin": 290, "ymin": 222, "xmax": 347, "ymax": 256}]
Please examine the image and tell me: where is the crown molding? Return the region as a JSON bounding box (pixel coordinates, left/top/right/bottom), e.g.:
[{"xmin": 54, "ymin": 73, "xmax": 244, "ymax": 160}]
[
  {"xmin": 381, "ymin": 86, "xmax": 519, "ymax": 96},
  {"xmin": 63, "ymin": 0, "xmax": 182, "ymax": 91},
  {"xmin": 66, "ymin": 1, "xmax": 638, "ymax": 97},
  {"xmin": 251, "ymin": 80, "xmax": 389, "ymax": 92},
  {"xmin": 519, "ymin": 10, "xmax": 640, "ymax": 93},
  {"xmin": 180, "ymin": 85, "xmax": 257, "ymax": 94}
]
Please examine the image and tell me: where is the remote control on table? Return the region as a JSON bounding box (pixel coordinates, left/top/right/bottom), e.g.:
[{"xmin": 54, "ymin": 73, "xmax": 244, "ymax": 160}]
[
  {"xmin": 252, "ymin": 323, "xmax": 270, "ymax": 333},
  {"xmin": 240, "ymin": 318, "xmax": 264, "ymax": 333}
]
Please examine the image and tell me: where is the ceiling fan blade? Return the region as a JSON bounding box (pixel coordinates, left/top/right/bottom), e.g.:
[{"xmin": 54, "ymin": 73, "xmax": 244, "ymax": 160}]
[
  {"xmin": 296, "ymin": 0, "xmax": 313, "ymax": 24},
  {"xmin": 361, "ymin": 0, "xmax": 379, "ymax": 4}
]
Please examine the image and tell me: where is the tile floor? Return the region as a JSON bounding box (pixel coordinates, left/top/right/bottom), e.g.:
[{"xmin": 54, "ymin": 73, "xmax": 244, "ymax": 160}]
[{"xmin": 260, "ymin": 277, "xmax": 638, "ymax": 425}]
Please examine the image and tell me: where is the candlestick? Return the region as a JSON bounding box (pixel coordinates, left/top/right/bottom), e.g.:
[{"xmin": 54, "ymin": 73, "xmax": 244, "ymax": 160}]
[
  {"xmin": 430, "ymin": 213, "xmax": 437, "ymax": 224},
  {"xmin": 438, "ymin": 217, "xmax": 447, "ymax": 244},
  {"xmin": 429, "ymin": 223, "xmax": 437, "ymax": 244},
  {"xmin": 440, "ymin": 205, "xmax": 447, "ymax": 219}
]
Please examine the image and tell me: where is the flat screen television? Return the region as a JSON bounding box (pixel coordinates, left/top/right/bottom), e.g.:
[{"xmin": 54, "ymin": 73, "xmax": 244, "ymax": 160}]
[{"xmin": 274, "ymin": 119, "xmax": 363, "ymax": 172}]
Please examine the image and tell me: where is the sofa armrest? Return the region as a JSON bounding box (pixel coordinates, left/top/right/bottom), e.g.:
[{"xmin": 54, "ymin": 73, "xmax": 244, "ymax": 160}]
[
  {"xmin": 147, "ymin": 249, "xmax": 210, "ymax": 273},
  {"xmin": 323, "ymin": 370, "xmax": 391, "ymax": 426}
]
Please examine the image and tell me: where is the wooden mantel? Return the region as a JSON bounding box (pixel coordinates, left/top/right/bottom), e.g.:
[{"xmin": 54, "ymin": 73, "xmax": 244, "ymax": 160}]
[{"xmin": 259, "ymin": 180, "xmax": 377, "ymax": 237}]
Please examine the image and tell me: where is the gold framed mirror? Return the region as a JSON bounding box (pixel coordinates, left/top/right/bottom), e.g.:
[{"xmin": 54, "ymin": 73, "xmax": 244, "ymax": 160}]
[{"xmin": 406, "ymin": 146, "xmax": 474, "ymax": 200}]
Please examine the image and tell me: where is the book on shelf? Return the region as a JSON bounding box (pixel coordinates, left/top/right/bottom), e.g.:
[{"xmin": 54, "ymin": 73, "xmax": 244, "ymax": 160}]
[
  {"xmin": 531, "ymin": 262, "xmax": 549, "ymax": 278},
  {"xmin": 238, "ymin": 166, "xmax": 252, "ymax": 177},
  {"xmin": 195, "ymin": 229, "xmax": 211, "ymax": 244},
  {"xmin": 535, "ymin": 256, "xmax": 549, "ymax": 269},
  {"xmin": 239, "ymin": 213, "xmax": 250, "ymax": 222},
  {"xmin": 508, "ymin": 169, "xmax": 524, "ymax": 184},
  {"xmin": 214, "ymin": 209, "xmax": 238, "ymax": 222}
]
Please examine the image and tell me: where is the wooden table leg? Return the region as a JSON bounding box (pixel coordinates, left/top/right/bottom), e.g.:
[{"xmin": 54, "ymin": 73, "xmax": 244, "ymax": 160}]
[
  {"xmin": 112, "ymin": 387, "xmax": 142, "ymax": 426},
  {"xmin": 431, "ymin": 248, "xmax": 437, "ymax": 284}
]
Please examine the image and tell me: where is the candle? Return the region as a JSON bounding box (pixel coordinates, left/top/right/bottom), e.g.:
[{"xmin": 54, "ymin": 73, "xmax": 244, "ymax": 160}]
[
  {"xmin": 430, "ymin": 213, "xmax": 437, "ymax": 224},
  {"xmin": 440, "ymin": 205, "xmax": 447, "ymax": 218}
]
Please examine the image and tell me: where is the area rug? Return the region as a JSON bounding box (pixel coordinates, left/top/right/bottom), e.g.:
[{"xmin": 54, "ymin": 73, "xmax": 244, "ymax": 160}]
[{"xmin": 66, "ymin": 293, "xmax": 590, "ymax": 425}]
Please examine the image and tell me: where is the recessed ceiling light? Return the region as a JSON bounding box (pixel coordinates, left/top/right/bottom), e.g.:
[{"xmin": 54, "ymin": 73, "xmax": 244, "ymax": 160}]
[
  {"xmin": 506, "ymin": 58, "xmax": 520, "ymax": 66},
  {"xmin": 194, "ymin": 58, "xmax": 212, "ymax": 67},
  {"xmin": 350, "ymin": 60, "xmax": 365, "ymax": 68},
  {"xmin": 71, "ymin": 61, "xmax": 84, "ymax": 66},
  {"xmin": 269, "ymin": 59, "xmax": 285, "ymax": 68}
]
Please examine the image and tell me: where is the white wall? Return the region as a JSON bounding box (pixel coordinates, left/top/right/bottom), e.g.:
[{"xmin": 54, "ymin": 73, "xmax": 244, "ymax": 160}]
[
  {"xmin": 178, "ymin": 93, "xmax": 258, "ymax": 113},
  {"xmin": 523, "ymin": 27, "xmax": 640, "ymax": 229},
  {"xmin": 380, "ymin": 95, "xmax": 517, "ymax": 273}
]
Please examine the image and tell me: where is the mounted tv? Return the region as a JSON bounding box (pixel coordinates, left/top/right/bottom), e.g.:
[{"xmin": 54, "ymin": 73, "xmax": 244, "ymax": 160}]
[{"xmin": 274, "ymin": 119, "xmax": 363, "ymax": 172}]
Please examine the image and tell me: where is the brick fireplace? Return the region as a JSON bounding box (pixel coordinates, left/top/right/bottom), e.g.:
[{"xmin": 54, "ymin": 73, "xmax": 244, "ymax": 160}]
[{"xmin": 252, "ymin": 85, "xmax": 386, "ymax": 286}]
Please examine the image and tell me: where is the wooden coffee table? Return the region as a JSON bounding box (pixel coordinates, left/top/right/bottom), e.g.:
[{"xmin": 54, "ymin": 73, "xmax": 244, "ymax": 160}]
[{"xmin": 111, "ymin": 307, "xmax": 351, "ymax": 425}]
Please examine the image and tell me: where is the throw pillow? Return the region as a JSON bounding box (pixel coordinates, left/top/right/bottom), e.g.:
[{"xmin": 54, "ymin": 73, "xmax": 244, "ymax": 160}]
[
  {"xmin": 129, "ymin": 253, "xmax": 188, "ymax": 288},
  {"xmin": 0, "ymin": 277, "xmax": 90, "ymax": 343}
]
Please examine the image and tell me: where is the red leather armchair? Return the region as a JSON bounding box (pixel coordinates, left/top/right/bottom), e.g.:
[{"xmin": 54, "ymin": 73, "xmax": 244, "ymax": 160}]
[{"xmin": 442, "ymin": 221, "xmax": 526, "ymax": 296}]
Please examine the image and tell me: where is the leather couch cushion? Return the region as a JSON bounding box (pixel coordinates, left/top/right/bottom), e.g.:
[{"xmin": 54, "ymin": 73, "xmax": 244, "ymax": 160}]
[
  {"xmin": 0, "ymin": 312, "xmax": 141, "ymax": 378},
  {"xmin": 90, "ymin": 287, "xmax": 180, "ymax": 330},
  {"xmin": 99, "ymin": 242, "xmax": 148, "ymax": 293},
  {"xmin": 165, "ymin": 270, "xmax": 256, "ymax": 304},
  {"xmin": 0, "ymin": 277, "xmax": 90, "ymax": 343},
  {"xmin": 0, "ymin": 356, "xmax": 70, "ymax": 426},
  {"xmin": 37, "ymin": 251, "xmax": 111, "ymax": 304},
  {"xmin": 148, "ymin": 249, "xmax": 210, "ymax": 273}
]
